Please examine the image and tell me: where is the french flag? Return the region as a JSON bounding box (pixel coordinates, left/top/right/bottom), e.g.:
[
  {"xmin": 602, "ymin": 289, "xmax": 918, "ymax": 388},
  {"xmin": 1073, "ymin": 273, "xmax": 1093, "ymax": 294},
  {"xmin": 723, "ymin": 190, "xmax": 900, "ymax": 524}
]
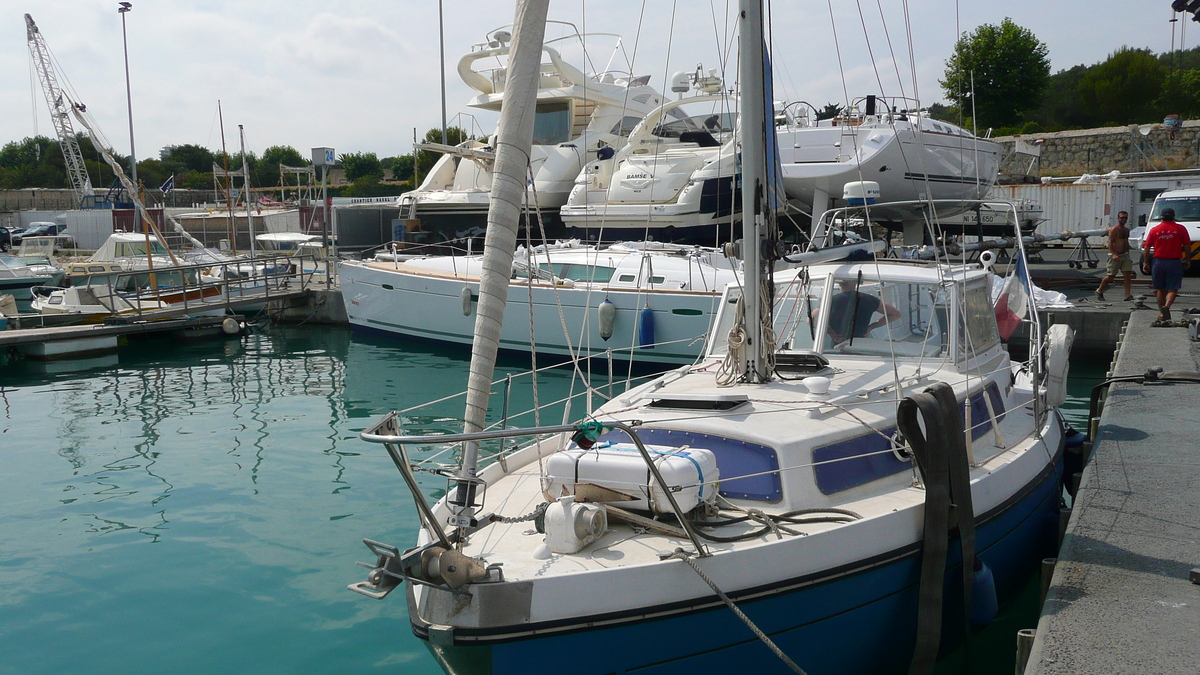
[{"xmin": 994, "ymin": 254, "xmax": 1030, "ymax": 340}]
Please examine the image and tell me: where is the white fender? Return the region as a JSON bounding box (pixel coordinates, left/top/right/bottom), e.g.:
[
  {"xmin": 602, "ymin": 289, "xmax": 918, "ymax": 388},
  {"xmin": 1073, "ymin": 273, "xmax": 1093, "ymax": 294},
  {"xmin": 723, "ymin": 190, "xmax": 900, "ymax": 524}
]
[
  {"xmin": 1044, "ymin": 323, "xmax": 1074, "ymax": 408},
  {"xmin": 461, "ymin": 286, "xmax": 473, "ymax": 316},
  {"xmin": 597, "ymin": 298, "xmax": 616, "ymax": 341}
]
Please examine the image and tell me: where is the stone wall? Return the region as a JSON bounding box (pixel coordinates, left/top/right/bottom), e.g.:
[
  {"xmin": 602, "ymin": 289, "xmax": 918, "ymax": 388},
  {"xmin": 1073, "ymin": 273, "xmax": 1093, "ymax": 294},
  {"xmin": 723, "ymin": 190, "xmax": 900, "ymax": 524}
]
[{"xmin": 994, "ymin": 120, "xmax": 1200, "ymax": 177}]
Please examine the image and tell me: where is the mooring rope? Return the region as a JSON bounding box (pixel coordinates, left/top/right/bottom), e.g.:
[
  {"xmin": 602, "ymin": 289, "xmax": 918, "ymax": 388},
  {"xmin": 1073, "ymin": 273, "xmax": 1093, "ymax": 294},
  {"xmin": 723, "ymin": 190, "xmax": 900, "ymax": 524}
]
[{"xmin": 667, "ymin": 548, "xmax": 807, "ymax": 675}]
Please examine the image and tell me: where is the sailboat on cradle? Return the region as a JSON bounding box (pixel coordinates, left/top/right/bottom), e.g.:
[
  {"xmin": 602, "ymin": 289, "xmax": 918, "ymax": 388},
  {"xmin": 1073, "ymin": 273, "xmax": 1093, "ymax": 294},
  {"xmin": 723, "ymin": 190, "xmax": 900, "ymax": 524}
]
[{"xmin": 347, "ymin": 2, "xmax": 1073, "ymax": 674}]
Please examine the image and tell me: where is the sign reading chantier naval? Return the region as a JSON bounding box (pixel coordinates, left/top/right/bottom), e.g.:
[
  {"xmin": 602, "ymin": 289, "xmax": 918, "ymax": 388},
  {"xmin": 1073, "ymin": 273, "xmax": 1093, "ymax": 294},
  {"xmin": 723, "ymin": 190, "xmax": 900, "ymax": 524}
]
[{"xmin": 312, "ymin": 147, "xmax": 336, "ymax": 166}]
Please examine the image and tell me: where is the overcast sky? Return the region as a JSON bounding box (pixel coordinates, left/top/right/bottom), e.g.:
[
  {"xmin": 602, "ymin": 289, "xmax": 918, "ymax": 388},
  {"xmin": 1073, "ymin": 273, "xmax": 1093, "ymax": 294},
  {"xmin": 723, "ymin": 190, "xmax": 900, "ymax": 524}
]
[{"xmin": 0, "ymin": 0, "xmax": 1182, "ymax": 161}]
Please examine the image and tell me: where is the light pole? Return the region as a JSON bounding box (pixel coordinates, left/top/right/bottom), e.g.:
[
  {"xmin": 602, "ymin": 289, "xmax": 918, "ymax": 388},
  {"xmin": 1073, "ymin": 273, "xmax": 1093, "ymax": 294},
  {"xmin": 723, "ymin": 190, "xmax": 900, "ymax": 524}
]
[{"xmin": 118, "ymin": 2, "xmax": 137, "ymax": 186}]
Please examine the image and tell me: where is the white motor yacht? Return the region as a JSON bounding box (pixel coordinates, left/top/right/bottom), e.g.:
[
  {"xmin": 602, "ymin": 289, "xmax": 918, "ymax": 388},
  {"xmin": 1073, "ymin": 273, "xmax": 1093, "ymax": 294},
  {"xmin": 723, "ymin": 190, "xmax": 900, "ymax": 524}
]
[
  {"xmin": 396, "ymin": 25, "xmax": 666, "ymax": 245},
  {"xmin": 559, "ymin": 72, "xmax": 741, "ymax": 245}
]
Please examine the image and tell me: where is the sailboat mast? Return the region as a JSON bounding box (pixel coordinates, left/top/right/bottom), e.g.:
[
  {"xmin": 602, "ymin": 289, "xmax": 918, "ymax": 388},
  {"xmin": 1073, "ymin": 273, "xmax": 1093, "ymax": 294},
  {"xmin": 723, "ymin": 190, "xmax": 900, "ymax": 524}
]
[
  {"xmin": 218, "ymin": 102, "xmax": 238, "ymax": 256},
  {"xmin": 739, "ymin": 0, "xmax": 770, "ymax": 383},
  {"xmin": 454, "ymin": 0, "xmax": 550, "ymax": 529},
  {"xmin": 239, "ymin": 125, "xmax": 257, "ymax": 258}
]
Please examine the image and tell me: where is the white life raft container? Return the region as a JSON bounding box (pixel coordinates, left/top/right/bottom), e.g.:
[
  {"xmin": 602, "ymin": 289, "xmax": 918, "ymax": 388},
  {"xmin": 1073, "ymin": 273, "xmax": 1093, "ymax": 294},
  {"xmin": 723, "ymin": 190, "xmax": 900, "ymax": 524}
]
[{"xmin": 544, "ymin": 442, "xmax": 720, "ymax": 514}]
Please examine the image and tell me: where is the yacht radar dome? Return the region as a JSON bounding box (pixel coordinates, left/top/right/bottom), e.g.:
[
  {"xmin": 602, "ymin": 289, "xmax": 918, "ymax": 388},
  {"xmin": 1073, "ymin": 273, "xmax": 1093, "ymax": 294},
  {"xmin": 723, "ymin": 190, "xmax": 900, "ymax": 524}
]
[
  {"xmin": 670, "ymin": 71, "xmax": 691, "ymax": 95},
  {"xmin": 843, "ymin": 181, "xmax": 880, "ymax": 205},
  {"xmin": 489, "ymin": 30, "xmax": 511, "ymax": 47}
]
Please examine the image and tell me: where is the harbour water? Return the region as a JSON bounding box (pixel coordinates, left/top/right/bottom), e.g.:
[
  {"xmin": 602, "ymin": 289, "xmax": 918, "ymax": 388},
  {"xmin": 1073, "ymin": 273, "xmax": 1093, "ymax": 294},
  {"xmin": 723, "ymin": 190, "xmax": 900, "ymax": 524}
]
[{"xmin": 0, "ymin": 326, "xmax": 1103, "ymax": 674}]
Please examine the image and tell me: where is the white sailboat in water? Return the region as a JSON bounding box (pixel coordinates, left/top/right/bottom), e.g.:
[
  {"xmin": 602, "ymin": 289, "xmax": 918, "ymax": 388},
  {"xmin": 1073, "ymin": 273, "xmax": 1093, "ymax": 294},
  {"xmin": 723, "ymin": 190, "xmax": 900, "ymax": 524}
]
[{"xmin": 347, "ymin": 2, "xmax": 1072, "ymax": 674}]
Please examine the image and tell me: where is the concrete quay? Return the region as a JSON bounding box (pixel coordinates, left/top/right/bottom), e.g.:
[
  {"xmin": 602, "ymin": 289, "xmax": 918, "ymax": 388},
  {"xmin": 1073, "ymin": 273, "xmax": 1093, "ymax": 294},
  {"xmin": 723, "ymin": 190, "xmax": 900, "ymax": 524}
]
[{"xmin": 1024, "ymin": 293, "xmax": 1200, "ymax": 672}]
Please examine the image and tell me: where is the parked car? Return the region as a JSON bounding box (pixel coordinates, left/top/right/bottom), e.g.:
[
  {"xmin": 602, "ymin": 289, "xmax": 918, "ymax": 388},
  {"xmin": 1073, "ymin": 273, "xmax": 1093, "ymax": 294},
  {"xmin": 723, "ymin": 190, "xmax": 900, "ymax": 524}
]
[
  {"xmin": 0, "ymin": 226, "xmax": 14, "ymax": 251},
  {"xmin": 10, "ymin": 222, "xmax": 62, "ymax": 246}
]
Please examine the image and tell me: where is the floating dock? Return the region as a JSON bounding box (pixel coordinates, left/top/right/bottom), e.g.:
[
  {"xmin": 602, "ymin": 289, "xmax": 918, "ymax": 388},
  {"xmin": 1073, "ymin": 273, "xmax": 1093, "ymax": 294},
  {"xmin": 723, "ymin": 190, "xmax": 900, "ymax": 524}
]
[{"xmin": 1024, "ymin": 294, "xmax": 1200, "ymax": 672}]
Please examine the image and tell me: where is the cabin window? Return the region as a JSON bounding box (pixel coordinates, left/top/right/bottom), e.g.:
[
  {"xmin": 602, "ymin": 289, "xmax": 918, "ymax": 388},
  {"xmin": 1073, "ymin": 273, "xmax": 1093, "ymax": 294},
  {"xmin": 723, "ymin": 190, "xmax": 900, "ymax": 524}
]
[
  {"xmin": 617, "ymin": 274, "xmax": 636, "ymax": 283},
  {"xmin": 646, "ymin": 275, "xmax": 665, "ymax": 285},
  {"xmin": 48, "ymin": 295, "xmax": 63, "ymax": 305},
  {"xmin": 813, "ymin": 427, "xmax": 911, "ymax": 494},
  {"xmin": 958, "ymin": 281, "xmax": 1001, "ymax": 359},
  {"xmin": 533, "ymin": 101, "xmax": 572, "ymax": 145},
  {"xmin": 537, "ymin": 262, "xmax": 616, "ymax": 283},
  {"xmin": 1139, "ymin": 189, "xmax": 1165, "ymax": 203},
  {"xmin": 88, "ymin": 265, "xmax": 106, "ymax": 272},
  {"xmin": 821, "ymin": 277, "xmax": 950, "ymax": 358}
]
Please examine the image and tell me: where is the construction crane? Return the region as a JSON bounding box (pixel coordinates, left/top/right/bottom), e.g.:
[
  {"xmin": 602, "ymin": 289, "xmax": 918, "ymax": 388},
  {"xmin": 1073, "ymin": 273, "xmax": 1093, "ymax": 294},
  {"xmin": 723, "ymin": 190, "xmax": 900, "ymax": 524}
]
[{"xmin": 25, "ymin": 13, "xmax": 95, "ymax": 209}]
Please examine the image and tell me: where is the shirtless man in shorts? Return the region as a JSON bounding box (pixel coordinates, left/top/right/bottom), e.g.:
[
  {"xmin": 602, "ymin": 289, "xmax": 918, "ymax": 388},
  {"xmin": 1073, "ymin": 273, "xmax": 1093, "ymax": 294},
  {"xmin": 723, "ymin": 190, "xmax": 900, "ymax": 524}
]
[{"xmin": 1095, "ymin": 211, "xmax": 1133, "ymax": 302}]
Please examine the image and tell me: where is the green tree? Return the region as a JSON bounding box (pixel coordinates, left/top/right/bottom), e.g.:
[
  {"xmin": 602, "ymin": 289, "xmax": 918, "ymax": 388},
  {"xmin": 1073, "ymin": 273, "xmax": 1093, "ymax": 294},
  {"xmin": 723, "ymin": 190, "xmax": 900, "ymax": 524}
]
[
  {"xmin": 815, "ymin": 103, "xmax": 843, "ymax": 121},
  {"xmin": 415, "ymin": 127, "xmax": 471, "ymax": 177},
  {"xmin": 340, "ymin": 152, "xmax": 383, "ymax": 182},
  {"xmin": 1029, "ymin": 64, "xmax": 1092, "ymax": 130},
  {"xmin": 1077, "ymin": 47, "xmax": 1165, "ymax": 125},
  {"xmin": 941, "ymin": 18, "xmax": 1050, "ymax": 129},
  {"xmin": 389, "ymin": 155, "xmax": 415, "ymax": 182},
  {"xmin": 163, "ymin": 144, "xmax": 215, "ymax": 173}
]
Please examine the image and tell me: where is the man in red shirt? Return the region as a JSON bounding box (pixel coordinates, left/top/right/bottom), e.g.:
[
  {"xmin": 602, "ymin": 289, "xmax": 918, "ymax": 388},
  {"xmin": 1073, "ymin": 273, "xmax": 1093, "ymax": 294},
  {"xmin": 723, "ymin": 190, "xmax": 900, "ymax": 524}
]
[{"xmin": 1142, "ymin": 207, "xmax": 1192, "ymax": 322}]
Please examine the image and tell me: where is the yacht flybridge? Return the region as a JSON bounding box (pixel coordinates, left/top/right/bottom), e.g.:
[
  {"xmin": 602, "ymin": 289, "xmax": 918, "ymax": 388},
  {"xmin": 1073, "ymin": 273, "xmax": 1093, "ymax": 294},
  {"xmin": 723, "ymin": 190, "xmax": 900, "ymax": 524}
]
[{"xmin": 397, "ymin": 25, "xmax": 666, "ymax": 245}]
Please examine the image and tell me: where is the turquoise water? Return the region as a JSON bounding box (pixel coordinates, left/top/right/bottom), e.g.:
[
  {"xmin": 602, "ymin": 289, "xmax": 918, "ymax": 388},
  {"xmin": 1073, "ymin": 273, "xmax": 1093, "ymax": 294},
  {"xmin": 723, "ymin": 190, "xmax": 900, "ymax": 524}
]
[
  {"xmin": 0, "ymin": 327, "xmax": 580, "ymax": 674},
  {"xmin": 0, "ymin": 326, "xmax": 1107, "ymax": 674}
]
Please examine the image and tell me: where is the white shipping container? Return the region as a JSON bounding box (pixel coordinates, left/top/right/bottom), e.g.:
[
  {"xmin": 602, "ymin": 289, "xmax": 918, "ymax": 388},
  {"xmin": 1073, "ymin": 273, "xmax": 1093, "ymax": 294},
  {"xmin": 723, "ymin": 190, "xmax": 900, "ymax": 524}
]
[{"xmin": 989, "ymin": 183, "xmax": 1119, "ymax": 236}]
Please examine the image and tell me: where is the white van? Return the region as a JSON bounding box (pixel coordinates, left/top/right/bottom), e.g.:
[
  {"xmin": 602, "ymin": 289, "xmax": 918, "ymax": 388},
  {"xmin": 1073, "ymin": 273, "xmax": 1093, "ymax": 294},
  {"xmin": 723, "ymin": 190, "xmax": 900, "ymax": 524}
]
[{"xmin": 1129, "ymin": 187, "xmax": 1200, "ymax": 262}]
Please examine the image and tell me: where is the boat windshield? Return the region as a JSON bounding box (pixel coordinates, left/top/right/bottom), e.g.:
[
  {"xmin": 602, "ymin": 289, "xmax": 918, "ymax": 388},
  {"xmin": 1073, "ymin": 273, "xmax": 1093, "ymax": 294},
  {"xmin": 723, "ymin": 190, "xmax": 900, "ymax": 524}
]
[
  {"xmin": 533, "ymin": 101, "xmax": 572, "ymax": 145},
  {"xmin": 0, "ymin": 254, "xmax": 30, "ymax": 271},
  {"xmin": 774, "ymin": 277, "xmax": 826, "ymax": 351},
  {"xmin": 819, "ymin": 277, "xmax": 951, "ymax": 358},
  {"xmin": 653, "ymin": 111, "xmax": 735, "ymax": 138},
  {"xmin": 957, "ymin": 280, "xmax": 1001, "ymax": 359}
]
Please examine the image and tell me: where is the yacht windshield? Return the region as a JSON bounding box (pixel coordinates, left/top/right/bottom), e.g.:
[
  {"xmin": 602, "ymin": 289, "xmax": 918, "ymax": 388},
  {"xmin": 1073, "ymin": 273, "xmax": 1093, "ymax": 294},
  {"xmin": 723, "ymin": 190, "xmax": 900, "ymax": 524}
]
[
  {"xmin": 820, "ymin": 277, "xmax": 951, "ymax": 358},
  {"xmin": 653, "ymin": 112, "xmax": 734, "ymax": 138},
  {"xmin": 533, "ymin": 101, "xmax": 572, "ymax": 145}
]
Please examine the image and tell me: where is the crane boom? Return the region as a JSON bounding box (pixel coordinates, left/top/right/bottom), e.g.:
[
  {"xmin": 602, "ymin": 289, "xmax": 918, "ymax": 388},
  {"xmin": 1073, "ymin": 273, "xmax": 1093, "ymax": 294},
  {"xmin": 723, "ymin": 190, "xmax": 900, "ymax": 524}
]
[{"xmin": 25, "ymin": 14, "xmax": 95, "ymax": 208}]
